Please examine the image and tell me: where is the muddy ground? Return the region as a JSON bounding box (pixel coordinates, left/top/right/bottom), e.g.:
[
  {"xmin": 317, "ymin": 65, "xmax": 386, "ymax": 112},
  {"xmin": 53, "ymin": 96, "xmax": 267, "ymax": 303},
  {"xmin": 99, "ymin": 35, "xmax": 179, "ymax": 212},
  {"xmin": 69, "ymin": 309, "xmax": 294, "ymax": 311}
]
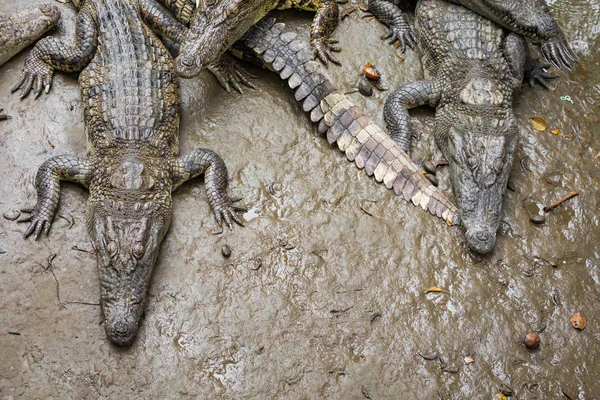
[{"xmin": 1, "ymin": 1, "xmax": 599, "ymax": 398}]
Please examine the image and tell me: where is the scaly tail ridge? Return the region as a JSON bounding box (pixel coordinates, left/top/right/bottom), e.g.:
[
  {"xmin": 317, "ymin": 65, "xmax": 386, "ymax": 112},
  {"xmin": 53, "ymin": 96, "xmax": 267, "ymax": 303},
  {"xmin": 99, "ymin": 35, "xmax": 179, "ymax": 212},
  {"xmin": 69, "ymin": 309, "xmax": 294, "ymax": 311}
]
[{"xmin": 241, "ymin": 18, "xmax": 460, "ymax": 225}]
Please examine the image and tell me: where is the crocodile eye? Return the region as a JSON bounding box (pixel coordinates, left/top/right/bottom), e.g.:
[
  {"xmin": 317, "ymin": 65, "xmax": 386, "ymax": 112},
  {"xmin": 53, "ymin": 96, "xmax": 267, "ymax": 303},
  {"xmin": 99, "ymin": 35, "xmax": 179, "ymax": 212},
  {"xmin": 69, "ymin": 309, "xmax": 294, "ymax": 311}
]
[
  {"xmin": 106, "ymin": 241, "xmax": 118, "ymax": 255},
  {"xmin": 132, "ymin": 243, "xmax": 145, "ymax": 259},
  {"xmin": 493, "ymin": 157, "xmax": 504, "ymax": 173}
]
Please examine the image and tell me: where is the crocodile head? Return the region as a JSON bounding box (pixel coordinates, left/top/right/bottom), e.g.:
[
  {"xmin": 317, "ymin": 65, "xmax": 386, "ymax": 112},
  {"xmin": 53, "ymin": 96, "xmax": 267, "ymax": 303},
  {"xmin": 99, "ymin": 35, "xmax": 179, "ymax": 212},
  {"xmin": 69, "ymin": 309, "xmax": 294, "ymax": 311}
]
[
  {"xmin": 437, "ymin": 107, "xmax": 518, "ymax": 254},
  {"xmin": 175, "ymin": 0, "xmax": 275, "ymax": 78},
  {"xmin": 452, "ymin": 0, "xmax": 562, "ymax": 42},
  {"xmin": 88, "ymin": 192, "xmax": 172, "ymax": 346}
]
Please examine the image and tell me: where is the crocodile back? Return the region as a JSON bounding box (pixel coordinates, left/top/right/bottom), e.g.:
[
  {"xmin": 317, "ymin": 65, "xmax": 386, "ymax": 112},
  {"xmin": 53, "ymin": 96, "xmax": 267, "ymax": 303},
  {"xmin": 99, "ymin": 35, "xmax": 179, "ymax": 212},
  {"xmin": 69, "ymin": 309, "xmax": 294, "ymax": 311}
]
[
  {"xmin": 80, "ymin": 0, "xmax": 179, "ymax": 156},
  {"xmin": 416, "ymin": 0, "xmax": 504, "ymax": 79}
]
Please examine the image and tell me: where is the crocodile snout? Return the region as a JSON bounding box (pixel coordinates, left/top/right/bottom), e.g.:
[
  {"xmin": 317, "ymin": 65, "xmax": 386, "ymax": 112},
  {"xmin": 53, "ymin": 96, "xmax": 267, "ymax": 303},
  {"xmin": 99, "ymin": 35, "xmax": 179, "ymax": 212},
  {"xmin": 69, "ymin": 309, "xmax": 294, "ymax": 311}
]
[
  {"xmin": 465, "ymin": 228, "xmax": 496, "ymax": 254},
  {"xmin": 175, "ymin": 54, "xmax": 202, "ymax": 79}
]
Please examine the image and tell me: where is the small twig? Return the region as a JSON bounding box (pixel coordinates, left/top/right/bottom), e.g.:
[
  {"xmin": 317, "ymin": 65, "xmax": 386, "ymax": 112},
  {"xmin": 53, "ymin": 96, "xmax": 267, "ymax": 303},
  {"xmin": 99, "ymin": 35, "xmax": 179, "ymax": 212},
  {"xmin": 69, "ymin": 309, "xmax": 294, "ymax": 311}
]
[
  {"xmin": 66, "ymin": 301, "xmax": 100, "ymax": 306},
  {"xmin": 58, "ymin": 214, "xmax": 75, "ymax": 229},
  {"xmin": 360, "ymin": 202, "xmax": 403, "ymax": 222},
  {"xmin": 71, "ymin": 245, "xmax": 94, "ymax": 254},
  {"xmin": 8, "ymin": 331, "xmax": 21, "ymax": 336},
  {"xmin": 41, "ymin": 254, "xmax": 61, "ymax": 303},
  {"xmin": 544, "ymin": 190, "xmax": 579, "ymax": 212}
]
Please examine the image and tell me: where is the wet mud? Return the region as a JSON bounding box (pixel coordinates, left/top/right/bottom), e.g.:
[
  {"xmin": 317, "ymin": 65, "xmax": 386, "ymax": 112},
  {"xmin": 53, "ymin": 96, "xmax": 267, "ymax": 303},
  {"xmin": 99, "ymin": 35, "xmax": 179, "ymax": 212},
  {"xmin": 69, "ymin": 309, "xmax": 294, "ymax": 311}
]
[{"xmin": 1, "ymin": 1, "xmax": 599, "ymax": 398}]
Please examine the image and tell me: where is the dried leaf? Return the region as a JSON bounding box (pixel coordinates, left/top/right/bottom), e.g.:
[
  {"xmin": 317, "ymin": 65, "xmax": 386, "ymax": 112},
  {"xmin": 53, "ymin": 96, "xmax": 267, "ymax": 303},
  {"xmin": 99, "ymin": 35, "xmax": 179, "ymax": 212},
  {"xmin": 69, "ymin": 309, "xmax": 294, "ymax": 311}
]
[
  {"xmin": 48, "ymin": 140, "xmax": 55, "ymax": 148},
  {"xmin": 426, "ymin": 286, "xmax": 446, "ymax": 294},
  {"xmin": 529, "ymin": 117, "xmax": 547, "ymax": 131},
  {"xmin": 551, "ymin": 128, "xmax": 560, "ymax": 135},
  {"xmin": 464, "ymin": 356, "xmax": 474, "ymax": 364},
  {"xmin": 495, "ymin": 394, "xmax": 508, "ymax": 400},
  {"xmin": 570, "ymin": 312, "xmax": 586, "ymax": 330}
]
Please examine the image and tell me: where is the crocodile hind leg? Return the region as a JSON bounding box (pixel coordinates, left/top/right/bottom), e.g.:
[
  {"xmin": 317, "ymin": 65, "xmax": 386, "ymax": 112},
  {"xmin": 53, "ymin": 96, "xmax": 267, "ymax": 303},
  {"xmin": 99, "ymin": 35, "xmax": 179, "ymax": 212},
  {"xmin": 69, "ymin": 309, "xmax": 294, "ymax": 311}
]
[
  {"xmin": 171, "ymin": 149, "xmax": 245, "ymax": 229},
  {"xmin": 18, "ymin": 156, "xmax": 92, "ymax": 240},
  {"xmin": 383, "ymin": 80, "xmax": 441, "ymax": 153},
  {"xmin": 310, "ymin": 1, "xmax": 342, "ymax": 66},
  {"xmin": 12, "ymin": 6, "xmax": 98, "ymax": 99},
  {"xmin": 365, "ymin": 0, "xmax": 415, "ymax": 52}
]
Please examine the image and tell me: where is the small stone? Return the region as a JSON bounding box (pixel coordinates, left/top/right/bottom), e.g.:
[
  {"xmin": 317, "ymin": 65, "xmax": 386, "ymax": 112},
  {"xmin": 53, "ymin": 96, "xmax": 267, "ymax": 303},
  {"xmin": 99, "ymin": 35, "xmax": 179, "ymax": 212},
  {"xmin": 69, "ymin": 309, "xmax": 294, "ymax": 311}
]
[
  {"xmin": 464, "ymin": 356, "xmax": 474, "ymax": 364},
  {"xmin": 425, "ymin": 173, "xmax": 438, "ymax": 186},
  {"xmin": 357, "ymin": 77, "xmax": 373, "ymax": 97},
  {"xmin": 570, "ymin": 312, "xmax": 586, "ymax": 330},
  {"xmin": 423, "ymin": 161, "xmax": 437, "ymax": 175},
  {"xmin": 529, "ymin": 214, "xmax": 546, "ymax": 224},
  {"xmin": 524, "ymin": 332, "xmax": 540, "ymax": 349},
  {"xmin": 221, "ymin": 244, "xmax": 232, "ymax": 258}
]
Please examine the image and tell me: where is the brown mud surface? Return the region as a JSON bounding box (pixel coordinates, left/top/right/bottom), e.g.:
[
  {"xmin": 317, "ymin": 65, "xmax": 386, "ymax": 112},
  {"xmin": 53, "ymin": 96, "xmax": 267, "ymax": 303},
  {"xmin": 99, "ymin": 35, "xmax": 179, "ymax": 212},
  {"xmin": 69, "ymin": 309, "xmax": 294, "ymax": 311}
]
[{"xmin": 1, "ymin": 1, "xmax": 599, "ymax": 398}]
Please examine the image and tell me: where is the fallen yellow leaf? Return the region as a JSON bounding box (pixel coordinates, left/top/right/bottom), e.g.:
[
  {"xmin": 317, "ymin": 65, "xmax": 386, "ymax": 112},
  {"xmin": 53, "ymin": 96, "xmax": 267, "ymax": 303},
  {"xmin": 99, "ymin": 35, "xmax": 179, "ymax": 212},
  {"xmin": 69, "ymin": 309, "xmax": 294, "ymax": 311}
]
[
  {"xmin": 529, "ymin": 117, "xmax": 547, "ymax": 131},
  {"xmin": 464, "ymin": 356, "xmax": 474, "ymax": 364},
  {"xmin": 495, "ymin": 394, "xmax": 508, "ymax": 400},
  {"xmin": 551, "ymin": 128, "xmax": 560, "ymax": 135},
  {"xmin": 426, "ymin": 286, "xmax": 446, "ymax": 294},
  {"xmin": 570, "ymin": 312, "xmax": 586, "ymax": 330}
]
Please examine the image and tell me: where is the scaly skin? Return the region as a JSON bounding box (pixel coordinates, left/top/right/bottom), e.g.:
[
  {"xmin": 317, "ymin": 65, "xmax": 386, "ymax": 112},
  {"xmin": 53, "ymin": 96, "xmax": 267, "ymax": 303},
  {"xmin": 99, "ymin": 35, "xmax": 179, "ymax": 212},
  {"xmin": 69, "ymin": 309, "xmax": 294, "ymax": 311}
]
[
  {"xmin": 366, "ymin": 0, "xmax": 576, "ymax": 70},
  {"xmin": 170, "ymin": 0, "xmax": 343, "ymax": 81},
  {"xmin": 383, "ymin": 0, "xmax": 556, "ymax": 253},
  {"xmin": 0, "ymin": 3, "xmax": 61, "ymax": 120},
  {"xmin": 12, "ymin": 0, "xmax": 243, "ymax": 346},
  {"xmin": 230, "ymin": 17, "xmax": 460, "ymax": 224}
]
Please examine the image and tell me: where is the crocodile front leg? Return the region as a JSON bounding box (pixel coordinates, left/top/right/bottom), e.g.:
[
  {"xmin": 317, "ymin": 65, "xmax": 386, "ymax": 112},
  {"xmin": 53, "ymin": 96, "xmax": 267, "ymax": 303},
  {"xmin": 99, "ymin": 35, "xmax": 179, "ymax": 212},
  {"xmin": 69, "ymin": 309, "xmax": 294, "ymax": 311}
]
[
  {"xmin": 18, "ymin": 156, "xmax": 92, "ymax": 239},
  {"xmin": 366, "ymin": 0, "xmax": 415, "ymax": 52},
  {"xmin": 171, "ymin": 149, "xmax": 245, "ymax": 229},
  {"xmin": 384, "ymin": 80, "xmax": 441, "ymax": 153},
  {"xmin": 12, "ymin": 6, "xmax": 98, "ymax": 100},
  {"xmin": 310, "ymin": 1, "xmax": 342, "ymax": 66}
]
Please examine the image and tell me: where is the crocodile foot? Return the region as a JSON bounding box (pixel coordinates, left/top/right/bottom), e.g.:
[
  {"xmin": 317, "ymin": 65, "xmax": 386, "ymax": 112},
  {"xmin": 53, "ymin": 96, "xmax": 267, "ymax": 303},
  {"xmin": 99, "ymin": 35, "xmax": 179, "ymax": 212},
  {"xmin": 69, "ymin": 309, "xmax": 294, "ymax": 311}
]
[
  {"xmin": 17, "ymin": 205, "xmax": 54, "ymax": 240},
  {"xmin": 541, "ymin": 36, "xmax": 577, "ymax": 71},
  {"xmin": 381, "ymin": 25, "xmax": 416, "ymax": 53},
  {"xmin": 11, "ymin": 47, "xmax": 54, "ymax": 100},
  {"xmin": 312, "ymin": 38, "xmax": 342, "ymax": 67},
  {"xmin": 207, "ymin": 53, "xmax": 257, "ymax": 94},
  {"xmin": 525, "ymin": 59, "xmax": 557, "ymax": 90},
  {"xmin": 0, "ymin": 108, "xmax": 10, "ymax": 121},
  {"xmin": 212, "ymin": 197, "xmax": 246, "ymax": 231}
]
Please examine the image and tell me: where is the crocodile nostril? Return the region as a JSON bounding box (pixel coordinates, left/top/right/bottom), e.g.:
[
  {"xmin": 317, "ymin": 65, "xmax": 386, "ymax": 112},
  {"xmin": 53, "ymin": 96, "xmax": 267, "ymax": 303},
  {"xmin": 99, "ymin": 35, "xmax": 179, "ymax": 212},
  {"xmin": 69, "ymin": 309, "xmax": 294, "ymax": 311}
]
[
  {"xmin": 476, "ymin": 231, "xmax": 490, "ymax": 242},
  {"xmin": 179, "ymin": 56, "xmax": 194, "ymax": 68}
]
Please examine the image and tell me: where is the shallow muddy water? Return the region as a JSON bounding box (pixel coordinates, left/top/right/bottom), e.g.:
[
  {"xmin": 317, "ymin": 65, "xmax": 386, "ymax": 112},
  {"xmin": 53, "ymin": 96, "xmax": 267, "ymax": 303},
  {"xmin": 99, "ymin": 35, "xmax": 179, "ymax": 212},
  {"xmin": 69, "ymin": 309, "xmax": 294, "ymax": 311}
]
[{"xmin": 0, "ymin": 1, "xmax": 599, "ymax": 398}]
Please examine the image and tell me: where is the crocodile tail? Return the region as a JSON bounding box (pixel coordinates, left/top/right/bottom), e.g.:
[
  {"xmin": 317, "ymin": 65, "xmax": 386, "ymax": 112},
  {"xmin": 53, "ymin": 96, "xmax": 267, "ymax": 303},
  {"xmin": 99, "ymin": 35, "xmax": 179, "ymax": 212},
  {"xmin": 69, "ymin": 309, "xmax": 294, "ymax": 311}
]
[{"xmin": 240, "ymin": 18, "xmax": 460, "ymax": 225}]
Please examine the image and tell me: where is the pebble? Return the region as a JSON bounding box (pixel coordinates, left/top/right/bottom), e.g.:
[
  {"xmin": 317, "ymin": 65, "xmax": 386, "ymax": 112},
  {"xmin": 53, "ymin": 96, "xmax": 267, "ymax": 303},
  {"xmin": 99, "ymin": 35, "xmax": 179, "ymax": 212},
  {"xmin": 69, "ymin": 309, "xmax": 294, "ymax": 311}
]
[
  {"xmin": 423, "ymin": 161, "xmax": 437, "ymax": 175},
  {"xmin": 425, "ymin": 173, "xmax": 438, "ymax": 186},
  {"xmin": 358, "ymin": 77, "xmax": 373, "ymax": 96},
  {"xmin": 524, "ymin": 332, "xmax": 540, "ymax": 349},
  {"xmin": 530, "ymin": 214, "xmax": 546, "ymax": 224},
  {"xmin": 221, "ymin": 244, "xmax": 232, "ymax": 258}
]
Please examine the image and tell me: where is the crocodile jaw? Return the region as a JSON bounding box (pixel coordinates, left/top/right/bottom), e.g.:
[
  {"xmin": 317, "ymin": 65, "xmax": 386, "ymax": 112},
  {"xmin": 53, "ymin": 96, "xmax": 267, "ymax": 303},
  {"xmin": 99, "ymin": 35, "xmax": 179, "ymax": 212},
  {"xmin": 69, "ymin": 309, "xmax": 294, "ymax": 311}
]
[{"xmin": 89, "ymin": 202, "xmax": 171, "ymax": 346}]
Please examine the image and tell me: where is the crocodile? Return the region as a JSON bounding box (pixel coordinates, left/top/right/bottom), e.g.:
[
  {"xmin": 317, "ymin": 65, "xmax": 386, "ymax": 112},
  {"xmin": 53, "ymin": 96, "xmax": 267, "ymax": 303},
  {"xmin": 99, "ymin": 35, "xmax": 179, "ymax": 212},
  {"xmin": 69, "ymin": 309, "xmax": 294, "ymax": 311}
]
[
  {"xmin": 168, "ymin": 0, "xmax": 344, "ymax": 82},
  {"xmin": 0, "ymin": 3, "xmax": 61, "ymax": 120},
  {"xmin": 12, "ymin": 0, "xmax": 243, "ymax": 346},
  {"xmin": 365, "ymin": 0, "xmax": 576, "ymax": 71},
  {"xmin": 240, "ymin": 18, "xmax": 462, "ymax": 223},
  {"xmin": 382, "ymin": 0, "xmax": 559, "ymax": 252},
  {"xmin": 158, "ymin": 1, "xmax": 462, "ymax": 223}
]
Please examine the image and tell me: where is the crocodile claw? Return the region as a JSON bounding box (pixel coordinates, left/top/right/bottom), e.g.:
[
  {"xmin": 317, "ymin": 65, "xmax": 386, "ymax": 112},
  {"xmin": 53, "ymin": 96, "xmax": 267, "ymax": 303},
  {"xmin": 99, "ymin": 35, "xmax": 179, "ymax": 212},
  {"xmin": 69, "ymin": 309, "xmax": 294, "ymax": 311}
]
[
  {"xmin": 12, "ymin": 48, "xmax": 54, "ymax": 100},
  {"xmin": 381, "ymin": 25, "xmax": 416, "ymax": 53},
  {"xmin": 208, "ymin": 54, "xmax": 257, "ymax": 94},
  {"xmin": 213, "ymin": 199, "xmax": 246, "ymax": 230},
  {"xmin": 18, "ymin": 206, "xmax": 53, "ymax": 240},
  {"xmin": 312, "ymin": 38, "xmax": 342, "ymax": 67},
  {"xmin": 525, "ymin": 60, "xmax": 557, "ymax": 90},
  {"xmin": 541, "ymin": 36, "xmax": 577, "ymax": 71}
]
